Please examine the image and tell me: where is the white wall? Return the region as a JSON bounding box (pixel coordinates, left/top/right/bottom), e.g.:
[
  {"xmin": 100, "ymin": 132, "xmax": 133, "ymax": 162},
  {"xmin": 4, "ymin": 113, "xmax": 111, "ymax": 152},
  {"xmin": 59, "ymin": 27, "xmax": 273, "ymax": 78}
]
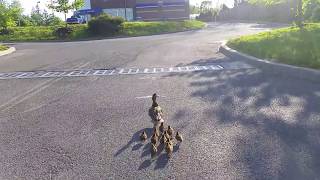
[{"xmin": 82, "ymin": 0, "xmax": 91, "ymax": 9}]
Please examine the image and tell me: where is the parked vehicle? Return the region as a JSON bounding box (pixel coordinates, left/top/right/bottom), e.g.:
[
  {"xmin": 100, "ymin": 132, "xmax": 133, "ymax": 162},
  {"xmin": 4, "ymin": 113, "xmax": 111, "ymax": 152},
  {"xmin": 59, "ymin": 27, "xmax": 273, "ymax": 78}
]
[{"xmin": 66, "ymin": 15, "xmax": 86, "ymax": 24}]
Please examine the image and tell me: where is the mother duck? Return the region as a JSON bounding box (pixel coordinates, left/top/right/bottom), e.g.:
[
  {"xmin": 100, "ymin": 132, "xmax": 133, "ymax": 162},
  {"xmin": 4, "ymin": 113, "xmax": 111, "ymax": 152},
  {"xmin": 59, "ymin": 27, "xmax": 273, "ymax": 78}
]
[{"xmin": 149, "ymin": 93, "xmax": 164, "ymax": 127}]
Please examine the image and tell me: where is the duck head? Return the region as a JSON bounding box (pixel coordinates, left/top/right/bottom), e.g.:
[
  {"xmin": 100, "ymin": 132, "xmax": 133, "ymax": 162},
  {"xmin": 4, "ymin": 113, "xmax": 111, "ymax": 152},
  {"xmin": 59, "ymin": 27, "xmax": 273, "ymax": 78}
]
[{"xmin": 152, "ymin": 93, "xmax": 157, "ymax": 102}]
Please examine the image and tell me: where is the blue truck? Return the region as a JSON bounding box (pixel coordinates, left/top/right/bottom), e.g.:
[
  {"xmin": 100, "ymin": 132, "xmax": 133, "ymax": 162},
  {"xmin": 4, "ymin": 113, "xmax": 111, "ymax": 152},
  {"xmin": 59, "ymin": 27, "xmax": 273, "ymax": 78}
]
[
  {"xmin": 67, "ymin": 8, "xmax": 103, "ymax": 24},
  {"xmin": 66, "ymin": 15, "xmax": 86, "ymax": 24}
]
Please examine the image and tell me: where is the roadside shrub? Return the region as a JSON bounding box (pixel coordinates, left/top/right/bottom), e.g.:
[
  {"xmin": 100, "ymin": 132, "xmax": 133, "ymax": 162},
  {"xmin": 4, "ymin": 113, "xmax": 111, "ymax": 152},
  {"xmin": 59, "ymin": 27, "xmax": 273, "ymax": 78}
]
[
  {"xmin": 88, "ymin": 14, "xmax": 124, "ymax": 35},
  {"xmin": 0, "ymin": 44, "xmax": 9, "ymax": 51},
  {"xmin": 0, "ymin": 28, "xmax": 13, "ymax": 35},
  {"xmin": 54, "ymin": 27, "xmax": 73, "ymax": 39},
  {"xmin": 312, "ymin": 6, "xmax": 320, "ymax": 22}
]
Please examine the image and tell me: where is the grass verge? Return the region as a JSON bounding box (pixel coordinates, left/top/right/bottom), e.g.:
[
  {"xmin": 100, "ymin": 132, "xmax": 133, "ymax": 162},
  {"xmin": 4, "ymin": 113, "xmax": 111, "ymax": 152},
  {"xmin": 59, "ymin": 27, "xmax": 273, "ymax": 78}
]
[
  {"xmin": 0, "ymin": 20, "xmax": 205, "ymax": 42},
  {"xmin": 0, "ymin": 44, "xmax": 9, "ymax": 51},
  {"xmin": 122, "ymin": 20, "xmax": 205, "ymax": 36},
  {"xmin": 227, "ymin": 23, "xmax": 320, "ymax": 70}
]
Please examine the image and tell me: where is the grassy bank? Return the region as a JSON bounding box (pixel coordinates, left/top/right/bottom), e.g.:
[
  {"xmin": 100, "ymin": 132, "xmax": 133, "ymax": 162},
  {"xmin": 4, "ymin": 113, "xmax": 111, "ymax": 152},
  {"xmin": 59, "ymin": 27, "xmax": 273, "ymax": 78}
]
[
  {"xmin": 122, "ymin": 20, "xmax": 205, "ymax": 36},
  {"xmin": 0, "ymin": 20, "xmax": 205, "ymax": 42},
  {"xmin": 228, "ymin": 23, "xmax": 320, "ymax": 70},
  {"xmin": 0, "ymin": 44, "xmax": 9, "ymax": 51}
]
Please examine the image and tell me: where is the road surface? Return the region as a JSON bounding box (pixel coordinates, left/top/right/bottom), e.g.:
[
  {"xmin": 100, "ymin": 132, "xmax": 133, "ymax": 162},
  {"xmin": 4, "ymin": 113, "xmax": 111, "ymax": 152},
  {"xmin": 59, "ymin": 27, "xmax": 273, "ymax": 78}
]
[{"xmin": 0, "ymin": 22, "xmax": 319, "ymax": 180}]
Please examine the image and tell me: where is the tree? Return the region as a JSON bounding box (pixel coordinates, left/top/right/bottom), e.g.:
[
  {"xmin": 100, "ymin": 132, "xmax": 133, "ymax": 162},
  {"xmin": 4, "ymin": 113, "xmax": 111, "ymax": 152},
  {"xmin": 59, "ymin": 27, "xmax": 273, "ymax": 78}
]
[
  {"xmin": 248, "ymin": 0, "xmax": 304, "ymax": 27},
  {"xmin": 19, "ymin": 15, "xmax": 33, "ymax": 26},
  {"xmin": 9, "ymin": 0, "xmax": 23, "ymax": 25},
  {"xmin": 0, "ymin": 0, "xmax": 23, "ymax": 30},
  {"xmin": 30, "ymin": 7, "xmax": 44, "ymax": 26},
  {"xmin": 48, "ymin": 0, "xmax": 84, "ymax": 26},
  {"xmin": 190, "ymin": 4, "xmax": 200, "ymax": 14},
  {"xmin": 311, "ymin": 5, "xmax": 320, "ymax": 21},
  {"xmin": 303, "ymin": 0, "xmax": 320, "ymax": 20},
  {"xmin": 200, "ymin": 1, "xmax": 213, "ymax": 14},
  {"xmin": 30, "ymin": 8, "xmax": 63, "ymax": 26}
]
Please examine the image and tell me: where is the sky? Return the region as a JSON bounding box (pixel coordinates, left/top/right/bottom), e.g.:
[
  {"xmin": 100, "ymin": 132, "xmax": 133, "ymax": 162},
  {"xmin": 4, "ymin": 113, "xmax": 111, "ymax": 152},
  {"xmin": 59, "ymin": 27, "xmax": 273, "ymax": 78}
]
[{"xmin": 16, "ymin": 0, "xmax": 234, "ymax": 19}]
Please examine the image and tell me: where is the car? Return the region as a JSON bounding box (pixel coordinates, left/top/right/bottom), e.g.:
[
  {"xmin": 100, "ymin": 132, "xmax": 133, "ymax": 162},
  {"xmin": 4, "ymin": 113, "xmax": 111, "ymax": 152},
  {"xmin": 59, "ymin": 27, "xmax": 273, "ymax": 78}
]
[{"xmin": 66, "ymin": 15, "xmax": 86, "ymax": 24}]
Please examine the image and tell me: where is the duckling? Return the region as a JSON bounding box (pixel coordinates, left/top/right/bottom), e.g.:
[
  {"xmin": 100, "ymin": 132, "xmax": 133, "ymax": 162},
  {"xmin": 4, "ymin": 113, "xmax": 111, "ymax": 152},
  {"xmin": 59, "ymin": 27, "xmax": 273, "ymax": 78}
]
[
  {"xmin": 151, "ymin": 133, "xmax": 158, "ymax": 145},
  {"xmin": 167, "ymin": 125, "xmax": 174, "ymax": 137},
  {"xmin": 159, "ymin": 122, "xmax": 165, "ymax": 133},
  {"xmin": 165, "ymin": 141, "xmax": 173, "ymax": 158},
  {"xmin": 175, "ymin": 132, "xmax": 183, "ymax": 142},
  {"xmin": 140, "ymin": 131, "xmax": 147, "ymax": 142},
  {"xmin": 151, "ymin": 144, "xmax": 158, "ymax": 159},
  {"xmin": 164, "ymin": 130, "xmax": 171, "ymax": 140},
  {"xmin": 153, "ymin": 127, "xmax": 160, "ymax": 138},
  {"xmin": 160, "ymin": 134, "xmax": 167, "ymax": 144}
]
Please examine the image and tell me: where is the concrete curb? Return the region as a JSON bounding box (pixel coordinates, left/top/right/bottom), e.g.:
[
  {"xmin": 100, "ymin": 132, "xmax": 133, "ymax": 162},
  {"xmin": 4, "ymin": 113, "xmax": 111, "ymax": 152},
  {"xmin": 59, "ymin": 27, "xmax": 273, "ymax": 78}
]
[
  {"xmin": 219, "ymin": 41, "xmax": 320, "ymax": 83},
  {"xmin": 0, "ymin": 47, "xmax": 16, "ymax": 57}
]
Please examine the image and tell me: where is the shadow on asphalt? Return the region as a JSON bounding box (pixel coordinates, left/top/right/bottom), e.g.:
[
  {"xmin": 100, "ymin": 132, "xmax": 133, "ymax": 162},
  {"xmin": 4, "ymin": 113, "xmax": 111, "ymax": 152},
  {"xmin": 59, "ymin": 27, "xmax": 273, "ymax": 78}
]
[
  {"xmin": 175, "ymin": 56, "xmax": 230, "ymax": 67},
  {"xmin": 138, "ymin": 143, "xmax": 171, "ymax": 170},
  {"xmin": 163, "ymin": 56, "xmax": 320, "ymax": 179},
  {"xmin": 115, "ymin": 126, "xmax": 177, "ymax": 170},
  {"xmin": 114, "ymin": 127, "xmax": 153, "ymax": 157},
  {"xmin": 139, "ymin": 139, "xmax": 180, "ymax": 170},
  {"xmin": 154, "ymin": 153, "xmax": 169, "ymax": 170}
]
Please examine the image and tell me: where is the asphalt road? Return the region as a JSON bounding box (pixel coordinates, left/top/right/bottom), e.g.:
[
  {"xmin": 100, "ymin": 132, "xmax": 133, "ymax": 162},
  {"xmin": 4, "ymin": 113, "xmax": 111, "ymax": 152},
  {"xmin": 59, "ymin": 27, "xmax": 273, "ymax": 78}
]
[{"xmin": 0, "ymin": 22, "xmax": 320, "ymax": 180}]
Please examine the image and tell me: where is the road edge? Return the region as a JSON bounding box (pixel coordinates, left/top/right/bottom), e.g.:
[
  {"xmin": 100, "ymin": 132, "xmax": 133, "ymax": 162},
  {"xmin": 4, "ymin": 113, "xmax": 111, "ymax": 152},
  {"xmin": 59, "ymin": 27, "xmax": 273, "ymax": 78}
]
[
  {"xmin": 219, "ymin": 41, "xmax": 320, "ymax": 83},
  {"xmin": 0, "ymin": 47, "xmax": 16, "ymax": 57}
]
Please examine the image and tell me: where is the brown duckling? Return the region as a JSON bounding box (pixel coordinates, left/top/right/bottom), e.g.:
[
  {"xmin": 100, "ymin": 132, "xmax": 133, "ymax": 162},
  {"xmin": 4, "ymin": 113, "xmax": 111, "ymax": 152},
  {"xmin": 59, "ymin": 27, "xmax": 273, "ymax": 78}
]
[
  {"xmin": 140, "ymin": 131, "xmax": 147, "ymax": 142},
  {"xmin": 151, "ymin": 133, "xmax": 158, "ymax": 145},
  {"xmin": 159, "ymin": 122, "xmax": 165, "ymax": 133},
  {"xmin": 151, "ymin": 144, "xmax": 158, "ymax": 159},
  {"xmin": 153, "ymin": 127, "xmax": 160, "ymax": 137},
  {"xmin": 175, "ymin": 132, "xmax": 183, "ymax": 142},
  {"xmin": 164, "ymin": 130, "xmax": 171, "ymax": 140},
  {"xmin": 165, "ymin": 141, "xmax": 173, "ymax": 158},
  {"xmin": 167, "ymin": 125, "xmax": 174, "ymax": 137},
  {"xmin": 160, "ymin": 133, "xmax": 168, "ymax": 144}
]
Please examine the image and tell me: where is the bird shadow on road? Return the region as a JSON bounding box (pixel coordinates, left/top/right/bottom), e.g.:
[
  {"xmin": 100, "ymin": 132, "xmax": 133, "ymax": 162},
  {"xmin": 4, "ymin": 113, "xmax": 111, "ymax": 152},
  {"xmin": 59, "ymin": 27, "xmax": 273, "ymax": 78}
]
[
  {"xmin": 154, "ymin": 153, "xmax": 169, "ymax": 170},
  {"xmin": 139, "ymin": 142, "xmax": 178, "ymax": 170},
  {"xmin": 138, "ymin": 159, "xmax": 153, "ymax": 170},
  {"xmin": 114, "ymin": 127, "xmax": 153, "ymax": 157}
]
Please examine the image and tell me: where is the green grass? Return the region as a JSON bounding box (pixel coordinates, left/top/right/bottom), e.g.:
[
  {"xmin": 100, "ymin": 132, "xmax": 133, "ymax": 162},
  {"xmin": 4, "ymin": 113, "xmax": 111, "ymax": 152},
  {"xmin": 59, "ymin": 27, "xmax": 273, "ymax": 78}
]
[
  {"xmin": 122, "ymin": 20, "xmax": 205, "ymax": 36},
  {"xmin": 0, "ymin": 26, "xmax": 58, "ymax": 41},
  {"xmin": 0, "ymin": 44, "xmax": 9, "ymax": 51},
  {"xmin": 0, "ymin": 20, "xmax": 205, "ymax": 42},
  {"xmin": 227, "ymin": 23, "xmax": 320, "ymax": 69},
  {"xmin": 0, "ymin": 25, "xmax": 88, "ymax": 41}
]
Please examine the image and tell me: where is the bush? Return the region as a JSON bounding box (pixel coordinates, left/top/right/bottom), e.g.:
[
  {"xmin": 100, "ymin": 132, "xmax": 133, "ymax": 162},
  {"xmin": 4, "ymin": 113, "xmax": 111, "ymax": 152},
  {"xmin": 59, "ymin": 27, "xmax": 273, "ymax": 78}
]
[
  {"xmin": 54, "ymin": 27, "xmax": 73, "ymax": 39},
  {"xmin": 312, "ymin": 6, "xmax": 320, "ymax": 22},
  {"xmin": 0, "ymin": 44, "xmax": 9, "ymax": 51},
  {"xmin": 0, "ymin": 28, "xmax": 13, "ymax": 35},
  {"xmin": 88, "ymin": 14, "xmax": 124, "ymax": 35}
]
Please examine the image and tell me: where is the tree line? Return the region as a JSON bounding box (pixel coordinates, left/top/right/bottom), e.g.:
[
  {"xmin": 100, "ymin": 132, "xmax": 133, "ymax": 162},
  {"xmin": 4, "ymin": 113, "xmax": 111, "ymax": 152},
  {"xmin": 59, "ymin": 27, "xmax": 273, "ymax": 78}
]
[
  {"xmin": 190, "ymin": 0, "xmax": 320, "ymax": 25},
  {"xmin": 0, "ymin": 0, "xmax": 83, "ymax": 31}
]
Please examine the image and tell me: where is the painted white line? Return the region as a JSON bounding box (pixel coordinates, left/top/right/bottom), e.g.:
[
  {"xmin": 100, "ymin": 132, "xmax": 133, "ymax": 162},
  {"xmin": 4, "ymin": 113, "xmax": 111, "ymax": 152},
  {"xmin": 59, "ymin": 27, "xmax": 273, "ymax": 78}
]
[
  {"xmin": 135, "ymin": 95, "xmax": 167, "ymax": 99},
  {"xmin": 41, "ymin": 71, "xmax": 66, "ymax": 77},
  {"xmin": 66, "ymin": 70, "xmax": 91, "ymax": 77},
  {"xmin": 0, "ymin": 62, "xmax": 250, "ymax": 80},
  {"xmin": 217, "ymin": 65, "xmax": 224, "ymax": 69},
  {"xmin": 93, "ymin": 70, "xmax": 109, "ymax": 75},
  {"xmin": 135, "ymin": 96, "xmax": 152, "ymax": 99},
  {"xmin": 106, "ymin": 69, "xmax": 116, "ymax": 75},
  {"xmin": 209, "ymin": 65, "xmax": 224, "ymax": 70}
]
